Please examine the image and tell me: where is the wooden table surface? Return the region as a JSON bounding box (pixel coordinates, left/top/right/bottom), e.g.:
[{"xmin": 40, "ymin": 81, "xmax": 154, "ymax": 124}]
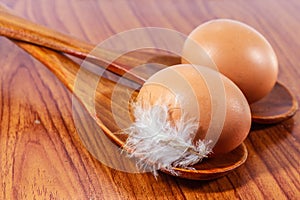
[{"xmin": 1, "ymin": 0, "xmax": 299, "ymax": 199}]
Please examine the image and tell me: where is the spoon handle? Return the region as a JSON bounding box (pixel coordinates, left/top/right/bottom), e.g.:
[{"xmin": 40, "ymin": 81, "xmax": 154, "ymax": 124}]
[
  {"xmin": 11, "ymin": 38, "xmax": 125, "ymax": 147},
  {"xmin": 0, "ymin": 5, "xmax": 94, "ymax": 58},
  {"xmin": 0, "ymin": 4, "xmax": 145, "ymax": 84}
]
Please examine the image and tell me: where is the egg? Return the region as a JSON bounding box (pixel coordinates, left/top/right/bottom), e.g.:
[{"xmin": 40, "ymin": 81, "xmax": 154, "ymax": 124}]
[
  {"xmin": 182, "ymin": 19, "xmax": 278, "ymax": 103},
  {"xmin": 134, "ymin": 64, "xmax": 251, "ymax": 155}
]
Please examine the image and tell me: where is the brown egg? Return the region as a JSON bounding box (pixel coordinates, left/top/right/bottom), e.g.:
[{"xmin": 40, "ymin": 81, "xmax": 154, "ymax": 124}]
[
  {"xmin": 182, "ymin": 19, "xmax": 278, "ymax": 103},
  {"xmin": 136, "ymin": 64, "xmax": 251, "ymax": 155}
]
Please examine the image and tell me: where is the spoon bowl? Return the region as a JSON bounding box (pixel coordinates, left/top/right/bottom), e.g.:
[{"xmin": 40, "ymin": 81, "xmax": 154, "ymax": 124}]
[
  {"xmin": 251, "ymin": 82, "xmax": 298, "ymax": 124},
  {"xmin": 161, "ymin": 143, "xmax": 247, "ymax": 180}
]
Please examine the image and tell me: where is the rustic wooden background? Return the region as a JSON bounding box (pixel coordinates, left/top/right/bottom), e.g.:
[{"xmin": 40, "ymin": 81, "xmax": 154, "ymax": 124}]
[{"xmin": 0, "ymin": 0, "xmax": 299, "ymax": 199}]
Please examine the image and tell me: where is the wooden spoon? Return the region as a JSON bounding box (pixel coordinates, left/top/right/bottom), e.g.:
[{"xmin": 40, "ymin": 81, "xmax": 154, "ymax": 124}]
[
  {"xmin": 9, "ymin": 38, "xmax": 248, "ymax": 180},
  {"xmin": 0, "ymin": 5, "xmax": 297, "ymax": 124}
]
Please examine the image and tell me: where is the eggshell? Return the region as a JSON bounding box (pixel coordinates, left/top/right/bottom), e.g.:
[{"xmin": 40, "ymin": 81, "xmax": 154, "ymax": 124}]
[
  {"xmin": 182, "ymin": 19, "xmax": 278, "ymax": 103},
  {"xmin": 137, "ymin": 64, "xmax": 251, "ymax": 155}
]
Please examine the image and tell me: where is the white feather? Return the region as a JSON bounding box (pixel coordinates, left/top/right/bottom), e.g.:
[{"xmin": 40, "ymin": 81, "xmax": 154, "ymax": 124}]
[{"xmin": 123, "ymin": 98, "xmax": 213, "ymax": 176}]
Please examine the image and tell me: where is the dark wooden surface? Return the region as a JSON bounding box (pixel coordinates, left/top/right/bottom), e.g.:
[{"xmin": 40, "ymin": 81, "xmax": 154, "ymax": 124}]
[{"xmin": 0, "ymin": 0, "xmax": 299, "ymax": 199}]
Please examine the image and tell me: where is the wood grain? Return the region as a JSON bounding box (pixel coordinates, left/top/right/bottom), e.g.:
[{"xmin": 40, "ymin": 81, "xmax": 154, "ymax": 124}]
[{"xmin": 0, "ymin": 0, "xmax": 299, "ymax": 199}]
